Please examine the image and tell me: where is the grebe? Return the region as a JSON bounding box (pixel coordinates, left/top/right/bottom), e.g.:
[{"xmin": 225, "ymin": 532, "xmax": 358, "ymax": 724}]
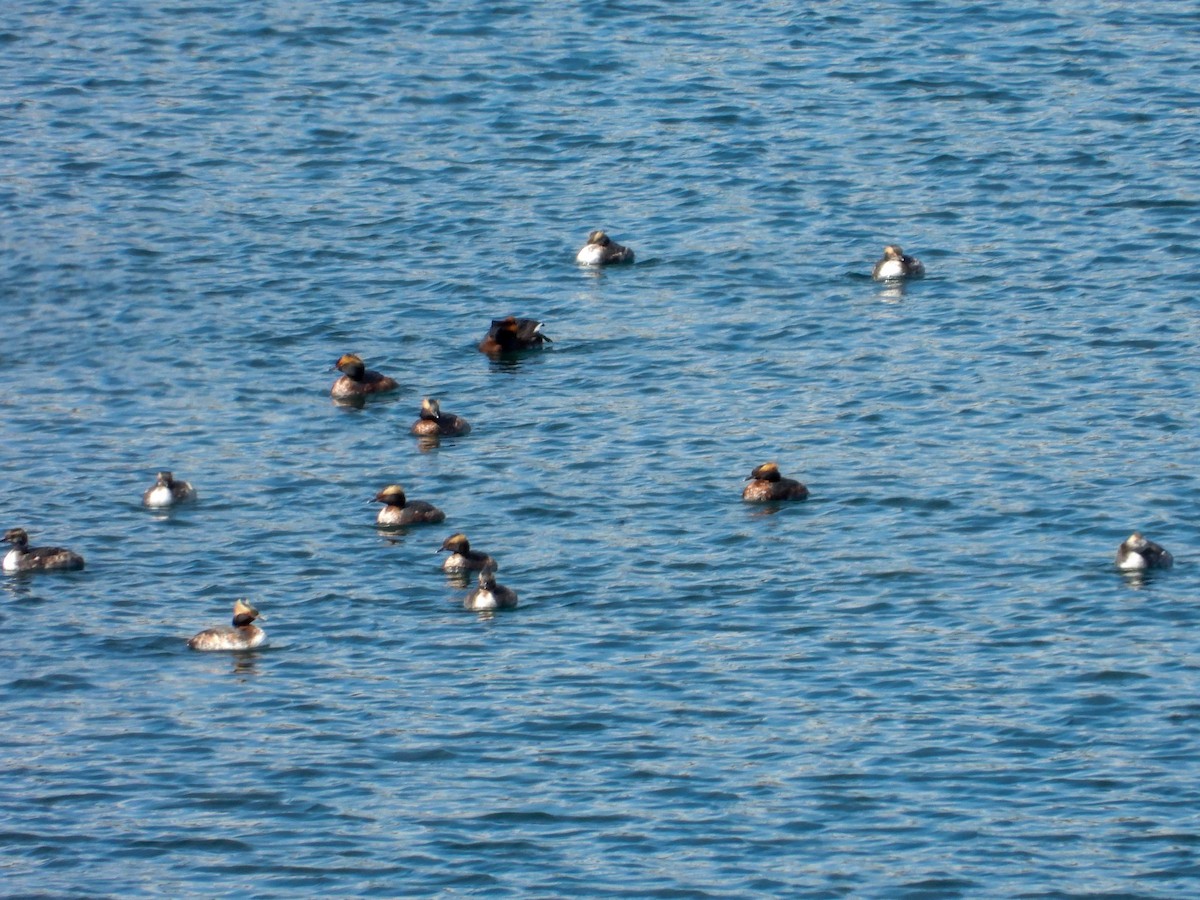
[
  {"xmin": 143, "ymin": 471, "xmax": 197, "ymax": 508},
  {"xmin": 742, "ymin": 462, "xmax": 809, "ymax": 502},
  {"xmin": 872, "ymin": 245, "xmax": 925, "ymax": 280},
  {"xmin": 330, "ymin": 353, "xmax": 399, "ymax": 400},
  {"xmin": 576, "ymin": 230, "xmax": 635, "ymax": 265},
  {"xmin": 2, "ymin": 528, "xmax": 85, "ymax": 572},
  {"xmin": 478, "ymin": 317, "xmax": 552, "ymax": 355},
  {"xmin": 374, "ymin": 484, "xmax": 446, "ymax": 526},
  {"xmin": 187, "ymin": 599, "xmax": 267, "ymax": 651}
]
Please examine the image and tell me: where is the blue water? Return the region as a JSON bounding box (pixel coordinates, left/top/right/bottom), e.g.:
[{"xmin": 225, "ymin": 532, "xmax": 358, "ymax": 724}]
[{"xmin": 4, "ymin": 1, "xmax": 1200, "ymax": 896}]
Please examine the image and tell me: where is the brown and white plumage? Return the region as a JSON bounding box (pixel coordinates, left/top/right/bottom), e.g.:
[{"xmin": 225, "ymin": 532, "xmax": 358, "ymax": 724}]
[
  {"xmin": 187, "ymin": 599, "xmax": 267, "ymax": 651},
  {"xmin": 1116, "ymin": 532, "xmax": 1174, "ymax": 571},
  {"xmin": 438, "ymin": 532, "xmax": 498, "ymax": 573},
  {"xmin": 478, "ymin": 317, "xmax": 552, "ymax": 355},
  {"xmin": 2, "ymin": 528, "xmax": 85, "ymax": 573},
  {"xmin": 410, "ymin": 398, "xmax": 471, "ymax": 437},
  {"xmin": 576, "ymin": 230, "xmax": 635, "ymax": 265},
  {"xmin": 330, "ymin": 353, "xmax": 399, "ymax": 400},
  {"xmin": 143, "ymin": 471, "xmax": 197, "ymax": 508},
  {"xmin": 741, "ymin": 462, "xmax": 809, "ymax": 502},
  {"xmin": 464, "ymin": 570, "xmax": 518, "ymax": 611},
  {"xmin": 374, "ymin": 484, "xmax": 446, "ymax": 527},
  {"xmin": 872, "ymin": 244, "xmax": 925, "ymax": 280}
]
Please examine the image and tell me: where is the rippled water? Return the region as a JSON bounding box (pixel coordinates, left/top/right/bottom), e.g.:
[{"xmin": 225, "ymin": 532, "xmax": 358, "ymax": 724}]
[{"xmin": 4, "ymin": 1, "xmax": 1200, "ymax": 896}]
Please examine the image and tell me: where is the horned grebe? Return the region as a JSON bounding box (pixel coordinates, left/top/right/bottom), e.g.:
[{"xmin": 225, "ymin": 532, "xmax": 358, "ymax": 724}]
[
  {"xmin": 576, "ymin": 230, "xmax": 635, "ymax": 265},
  {"xmin": 478, "ymin": 317, "xmax": 552, "ymax": 355},
  {"xmin": 374, "ymin": 484, "xmax": 446, "ymax": 526},
  {"xmin": 2, "ymin": 528, "xmax": 85, "ymax": 572},
  {"xmin": 142, "ymin": 471, "xmax": 197, "ymax": 508},
  {"xmin": 465, "ymin": 570, "xmax": 518, "ymax": 611},
  {"xmin": 1116, "ymin": 532, "xmax": 1173, "ymax": 571},
  {"xmin": 410, "ymin": 397, "xmax": 471, "ymax": 437},
  {"xmin": 187, "ymin": 599, "xmax": 267, "ymax": 651},
  {"xmin": 742, "ymin": 462, "xmax": 809, "ymax": 502},
  {"xmin": 872, "ymin": 245, "xmax": 925, "ymax": 280},
  {"xmin": 330, "ymin": 353, "xmax": 399, "ymax": 400},
  {"xmin": 438, "ymin": 532, "xmax": 498, "ymax": 573}
]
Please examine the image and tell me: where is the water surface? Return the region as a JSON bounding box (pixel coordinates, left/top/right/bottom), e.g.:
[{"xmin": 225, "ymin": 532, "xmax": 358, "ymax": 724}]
[{"xmin": 3, "ymin": 2, "xmax": 1200, "ymax": 896}]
